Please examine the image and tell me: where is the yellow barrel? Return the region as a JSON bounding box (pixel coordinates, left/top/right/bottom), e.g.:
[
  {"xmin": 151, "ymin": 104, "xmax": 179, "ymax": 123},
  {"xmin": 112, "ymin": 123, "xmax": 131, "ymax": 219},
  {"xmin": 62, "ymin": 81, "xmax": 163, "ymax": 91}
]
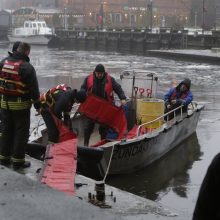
[{"xmin": 136, "ymin": 98, "xmax": 164, "ymax": 129}]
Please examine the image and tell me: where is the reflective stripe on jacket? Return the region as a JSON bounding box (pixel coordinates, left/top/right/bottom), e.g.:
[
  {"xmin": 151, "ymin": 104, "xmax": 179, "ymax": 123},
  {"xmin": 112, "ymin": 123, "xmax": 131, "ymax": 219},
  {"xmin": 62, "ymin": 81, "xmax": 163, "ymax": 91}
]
[
  {"xmin": 40, "ymin": 84, "xmax": 70, "ymax": 108},
  {"xmin": 0, "ymin": 97, "xmax": 32, "ymax": 110},
  {"xmin": 0, "ymin": 59, "xmax": 29, "ymax": 96}
]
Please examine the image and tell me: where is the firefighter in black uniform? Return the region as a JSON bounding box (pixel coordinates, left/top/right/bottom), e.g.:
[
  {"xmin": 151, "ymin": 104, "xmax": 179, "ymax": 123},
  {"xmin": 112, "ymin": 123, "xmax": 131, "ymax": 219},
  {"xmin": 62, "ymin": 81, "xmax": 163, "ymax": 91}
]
[
  {"xmin": 0, "ymin": 41, "xmax": 21, "ymax": 139},
  {"xmin": 81, "ymin": 63, "xmax": 126, "ymax": 146},
  {"xmin": 0, "ymin": 42, "xmax": 41, "ymax": 169},
  {"xmin": 40, "ymin": 84, "xmax": 87, "ymax": 143}
]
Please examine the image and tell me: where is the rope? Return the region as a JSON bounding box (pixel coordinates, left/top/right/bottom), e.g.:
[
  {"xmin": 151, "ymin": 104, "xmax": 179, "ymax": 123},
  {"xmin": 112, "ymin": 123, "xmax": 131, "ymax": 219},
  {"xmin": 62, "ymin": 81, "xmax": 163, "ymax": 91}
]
[
  {"xmin": 95, "ymin": 142, "xmax": 116, "ymax": 184},
  {"xmin": 30, "ymin": 117, "xmax": 44, "ymax": 137}
]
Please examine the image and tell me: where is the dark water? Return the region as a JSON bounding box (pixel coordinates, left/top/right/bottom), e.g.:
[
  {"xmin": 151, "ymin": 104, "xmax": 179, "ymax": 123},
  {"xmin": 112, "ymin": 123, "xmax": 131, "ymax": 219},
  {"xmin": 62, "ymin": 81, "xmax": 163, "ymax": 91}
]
[{"xmin": 1, "ymin": 45, "xmax": 220, "ymax": 216}]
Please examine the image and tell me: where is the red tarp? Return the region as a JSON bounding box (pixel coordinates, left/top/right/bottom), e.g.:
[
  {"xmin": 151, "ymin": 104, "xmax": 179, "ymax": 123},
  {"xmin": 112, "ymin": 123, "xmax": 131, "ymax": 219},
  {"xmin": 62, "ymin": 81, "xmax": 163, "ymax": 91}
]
[
  {"xmin": 41, "ymin": 139, "xmax": 77, "ymax": 196},
  {"xmin": 41, "ymin": 114, "xmax": 77, "ymax": 195},
  {"xmin": 78, "ymin": 94, "xmax": 127, "ymax": 139},
  {"xmin": 126, "ymin": 125, "xmax": 146, "ymax": 139},
  {"xmin": 50, "ymin": 110, "xmax": 77, "ymax": 142}
]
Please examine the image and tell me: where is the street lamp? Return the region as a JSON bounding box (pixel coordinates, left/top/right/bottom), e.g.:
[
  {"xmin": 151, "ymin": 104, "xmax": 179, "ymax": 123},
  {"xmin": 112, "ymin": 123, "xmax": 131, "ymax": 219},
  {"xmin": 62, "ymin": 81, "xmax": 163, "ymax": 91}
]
[
  {"xmin": 147, "ymin": 0, "xmax": 153, "ymax": 31},
  {"xmin": 215, "ymin": 3, "xmax": 217, "ymax": 30},
  {"xmin": 98, "ymin": 2, "xmax": 104, "ymax": 30},
  {"xmin": 202, "ymin": 0, "xmax": 205, "ymax": 34},
  {"xmin": 194, "ymin": 11, "xmax": 197, "ymax": 29},
  {"xmin": 64, "ymin": 7, "xmax": 67, "ymax": 30},
  {"xmin": 150, "ymin": 0, "xmax": 153, "ymax": 30}
]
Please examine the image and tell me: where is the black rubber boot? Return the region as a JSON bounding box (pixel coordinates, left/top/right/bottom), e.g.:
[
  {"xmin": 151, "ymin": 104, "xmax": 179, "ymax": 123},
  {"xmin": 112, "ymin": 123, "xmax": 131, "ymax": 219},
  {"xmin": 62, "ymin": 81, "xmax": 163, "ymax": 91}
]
[
  {"xmin": 13, "ymin": 161, "xmax": 31, "ymax": 170},
  {"xmin": 0, "ymin": 159, "xmax": 11, "ymax": 167}
]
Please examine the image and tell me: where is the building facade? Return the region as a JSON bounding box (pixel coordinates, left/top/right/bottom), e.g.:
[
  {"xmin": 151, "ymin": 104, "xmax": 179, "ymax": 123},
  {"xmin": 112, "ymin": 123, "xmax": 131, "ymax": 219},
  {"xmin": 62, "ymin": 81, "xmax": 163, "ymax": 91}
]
[{"xmin": 1, "ymin": 0, "xmax": 218, "ymax": 30}]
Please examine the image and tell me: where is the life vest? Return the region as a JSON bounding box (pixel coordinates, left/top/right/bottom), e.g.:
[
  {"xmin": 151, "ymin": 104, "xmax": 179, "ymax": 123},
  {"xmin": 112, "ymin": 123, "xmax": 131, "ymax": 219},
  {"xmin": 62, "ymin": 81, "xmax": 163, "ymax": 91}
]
[
  {"xmin": 40, "ymin": 84, "xmax": 70, "ymax": 108},
  {"xmin": 87, "ymin": 73, "xmax": 114, "ymax": 103},
  {"xmin": 0, "ymin": 59, "xmax": 29, "ymax": 96},
  {"xmin": 170, "ymin": 89, "xmax": 188, "ymax": 102}
]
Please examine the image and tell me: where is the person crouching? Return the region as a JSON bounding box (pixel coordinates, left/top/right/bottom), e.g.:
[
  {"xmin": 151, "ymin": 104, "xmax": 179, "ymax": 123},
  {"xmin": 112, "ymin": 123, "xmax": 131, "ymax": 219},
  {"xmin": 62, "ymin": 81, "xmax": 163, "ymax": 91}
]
[{"xmin": 40, "ymin": 84, "xmax": 86, "ymax": 143}]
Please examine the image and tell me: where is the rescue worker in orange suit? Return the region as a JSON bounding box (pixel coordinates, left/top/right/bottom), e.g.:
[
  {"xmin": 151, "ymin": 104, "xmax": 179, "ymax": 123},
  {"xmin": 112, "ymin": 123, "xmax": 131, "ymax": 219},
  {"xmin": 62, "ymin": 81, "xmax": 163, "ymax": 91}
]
[
  {"xmin": 80, "ymin": 64, "xmax": 127, "ymax": 146},
  {"xmin": 0, "ymin": 42, "xmax": 41, "ymax": 169},
  {"xmin": 40, "ymin": 84, "xmax": 87, "ymax": 143},
  {"xmin": 164, "ymin": 78, "xmax": 193, "ymax": 119}
]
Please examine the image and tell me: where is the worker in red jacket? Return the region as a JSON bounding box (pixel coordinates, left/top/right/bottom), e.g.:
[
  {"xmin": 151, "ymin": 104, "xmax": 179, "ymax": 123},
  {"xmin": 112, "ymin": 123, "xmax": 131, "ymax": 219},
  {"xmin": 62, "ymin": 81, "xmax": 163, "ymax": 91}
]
[{"xmin": 80, "ymin": 64, "xmax": 126, "ymax": 146}]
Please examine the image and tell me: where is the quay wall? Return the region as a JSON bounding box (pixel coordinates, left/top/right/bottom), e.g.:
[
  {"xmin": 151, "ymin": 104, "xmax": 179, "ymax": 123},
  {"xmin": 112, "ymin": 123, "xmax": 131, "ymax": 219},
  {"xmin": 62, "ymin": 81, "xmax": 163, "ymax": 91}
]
[{"xmin": 49, "ymin": 29, "xmax": 220, "ymax": 55}]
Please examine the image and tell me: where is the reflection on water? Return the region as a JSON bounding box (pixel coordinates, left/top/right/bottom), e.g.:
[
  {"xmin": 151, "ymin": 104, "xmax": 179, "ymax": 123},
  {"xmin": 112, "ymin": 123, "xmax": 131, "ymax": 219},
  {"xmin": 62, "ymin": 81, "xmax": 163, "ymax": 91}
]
[{"xmin": 107, "ymin": 133, "xmax": 202, "ymax": 201}]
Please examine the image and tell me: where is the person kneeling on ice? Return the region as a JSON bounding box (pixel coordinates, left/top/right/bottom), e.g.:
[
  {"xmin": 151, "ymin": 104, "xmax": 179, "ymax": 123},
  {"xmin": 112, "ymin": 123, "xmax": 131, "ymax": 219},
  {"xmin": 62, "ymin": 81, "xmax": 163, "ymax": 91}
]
[{"xmin": 40, "ymin": 84, "xmax": 87, "ymax": 143}]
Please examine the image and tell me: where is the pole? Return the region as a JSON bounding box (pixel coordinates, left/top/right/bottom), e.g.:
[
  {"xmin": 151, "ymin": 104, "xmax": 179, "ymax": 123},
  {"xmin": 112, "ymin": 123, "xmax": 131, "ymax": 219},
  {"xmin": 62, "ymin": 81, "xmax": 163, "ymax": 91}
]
[
  {"xmin": 150, "ymin": 0, "xmax": 153, "ymax": 31},
  {"xmin": 202, "ymin": 0, "xmax": 205, "ymax": 34},
  {"xmin": 100, "ymin": 3, "xmax": 104, "ymax": 30},
  {"xmin": 215, "ymin": 0, "xmax": 217, "ymax": 30},
  {"xmin": 64, "ymin": 7, "xmax": 67, "ymax": 30},
  {"xmin": 147, "ymin": 0, "xmax": 153, "ymax": 31},
  {"xmin": 194, "ymin": 11, "xmax": 197, "ymax": 29}
]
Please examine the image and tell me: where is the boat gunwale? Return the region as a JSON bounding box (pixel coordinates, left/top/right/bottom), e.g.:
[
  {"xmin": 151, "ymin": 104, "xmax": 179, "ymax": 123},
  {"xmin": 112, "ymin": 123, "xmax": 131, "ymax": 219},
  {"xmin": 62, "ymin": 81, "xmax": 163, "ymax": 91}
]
[{"xmin": 96, "ymin": 102, "xmax": 204, "ymax": 150}]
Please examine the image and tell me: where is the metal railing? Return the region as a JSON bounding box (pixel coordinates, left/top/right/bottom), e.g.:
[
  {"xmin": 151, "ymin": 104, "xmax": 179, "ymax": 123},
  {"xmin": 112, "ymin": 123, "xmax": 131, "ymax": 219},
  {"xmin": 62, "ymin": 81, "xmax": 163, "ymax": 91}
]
[{"xmin": 136, "ymin": 105, "xmax": 184, "ymax": 137}]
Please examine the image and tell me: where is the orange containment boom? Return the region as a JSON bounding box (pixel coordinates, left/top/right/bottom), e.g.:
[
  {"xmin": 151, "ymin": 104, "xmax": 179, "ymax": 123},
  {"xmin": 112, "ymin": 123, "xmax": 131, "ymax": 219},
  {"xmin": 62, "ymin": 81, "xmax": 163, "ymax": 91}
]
[
  {"xmin": 78, "ymin": 94, "xmax": 127, "ymax": 139},
  {"xmin": 40, "ymin": 139, "xmax": 77, "ymax": 195}
]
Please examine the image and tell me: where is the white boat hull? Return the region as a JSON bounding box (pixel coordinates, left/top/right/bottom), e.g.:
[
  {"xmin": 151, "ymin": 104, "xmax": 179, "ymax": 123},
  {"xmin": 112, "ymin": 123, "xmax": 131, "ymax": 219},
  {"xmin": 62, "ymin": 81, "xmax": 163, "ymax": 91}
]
[
  {"xmin": 8, "ymin": 34, "xmax": 52, "ymax": 45},
  {"xmin": 101, "ymin": 107, "xmax": 203, "ymax": 175}
]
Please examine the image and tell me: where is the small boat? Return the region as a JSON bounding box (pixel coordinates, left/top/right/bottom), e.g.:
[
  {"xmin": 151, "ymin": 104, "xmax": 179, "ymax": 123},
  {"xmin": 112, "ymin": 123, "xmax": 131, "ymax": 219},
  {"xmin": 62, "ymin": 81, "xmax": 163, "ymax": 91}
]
[
  {"xmin": 8, "ymin": 19, "xmax": 54, "ymax": 45},
  {"xmin": 30, "ymin": 70, "xmax": 204, "ymax": 180}
]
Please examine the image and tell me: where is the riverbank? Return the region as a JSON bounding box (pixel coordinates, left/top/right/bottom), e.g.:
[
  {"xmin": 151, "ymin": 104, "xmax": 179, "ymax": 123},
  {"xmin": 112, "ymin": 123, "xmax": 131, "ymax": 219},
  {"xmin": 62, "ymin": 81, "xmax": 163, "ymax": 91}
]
[
  {"xmin": 49, "ymin": 30, "xmax": 216, "ymax": 53},
  {"xmin": 0, "ymin": 156, "xmax": 192, "ymax": 220}
]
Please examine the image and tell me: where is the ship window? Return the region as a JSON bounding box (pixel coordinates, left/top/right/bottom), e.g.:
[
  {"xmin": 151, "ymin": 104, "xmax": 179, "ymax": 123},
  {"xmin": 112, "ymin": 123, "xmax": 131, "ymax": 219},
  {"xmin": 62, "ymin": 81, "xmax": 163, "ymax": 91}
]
[
  {"xmin": 38, "ymin": 23, "xmax": 41, "ymax": 27},
  {"xmin": 25, "ymin": 23, "xmax": 29, "ymax": 28},
  {"xmin": 33, "ymin": 23, "xmax": 37, "ymax": 28},
  {"xmin": 42, "ymin": 23, "xmax": 46, "ymax": 27}
]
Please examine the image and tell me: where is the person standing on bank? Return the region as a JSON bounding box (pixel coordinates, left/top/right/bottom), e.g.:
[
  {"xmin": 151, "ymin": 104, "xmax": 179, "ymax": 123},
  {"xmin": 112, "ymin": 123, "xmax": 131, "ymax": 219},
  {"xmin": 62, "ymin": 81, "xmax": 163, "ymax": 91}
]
[
  {"xmin": 0, "ymin": 42, "xmax": 41, "ymax": 169},
  {"xmin": 0, "ymin": 42, "xmax": 21, "ymax": 138},
  {"xmin": 164, "ymin": 78, "xmax": 193, "ymax": 119},
  {"xmin": 40, "ymin": 84, "xmax": 87, "ymax": 143},
  {"xmin": 81, "ymin": 63, "xmax": 127, "ymax": 146}
]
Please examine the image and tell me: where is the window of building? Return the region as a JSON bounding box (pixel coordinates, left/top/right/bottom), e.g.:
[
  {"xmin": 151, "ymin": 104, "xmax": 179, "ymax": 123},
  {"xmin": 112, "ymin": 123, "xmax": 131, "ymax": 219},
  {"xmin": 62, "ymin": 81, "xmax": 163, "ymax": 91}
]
[
  {"xmin": 115, "ymin": 13, "xmax": 122, "ymax": 23},
  {"xmin": 130, "ymin": 14, "xmax": 136, "ymax": 25}
]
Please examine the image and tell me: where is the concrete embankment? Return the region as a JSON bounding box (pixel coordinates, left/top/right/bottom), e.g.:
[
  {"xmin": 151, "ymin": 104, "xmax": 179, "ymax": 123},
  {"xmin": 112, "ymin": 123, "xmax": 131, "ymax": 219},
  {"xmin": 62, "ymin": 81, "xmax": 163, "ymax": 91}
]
[
  {"xmin": 49, "ymin": 29, "xmax": 220, "ymax": 53},
  {"xmin": 148, "ymin": 49, "xmax": 220, "ymax": 65},
  {"xmin": 0, "ymin": 156, "xmax": 191, "ymax": 220}
]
